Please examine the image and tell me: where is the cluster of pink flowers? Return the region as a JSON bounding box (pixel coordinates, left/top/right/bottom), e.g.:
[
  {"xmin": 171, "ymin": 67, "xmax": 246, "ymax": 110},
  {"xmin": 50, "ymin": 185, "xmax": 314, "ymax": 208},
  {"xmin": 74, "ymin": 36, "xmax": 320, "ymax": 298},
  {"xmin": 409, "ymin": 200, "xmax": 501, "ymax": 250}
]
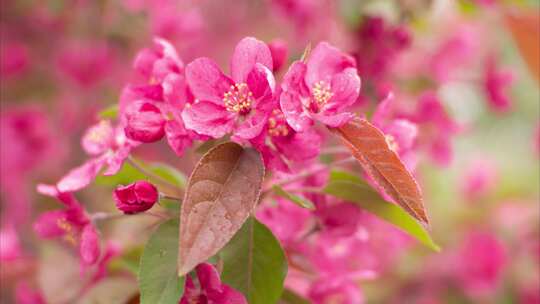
[
  {"xmin": 2, "ymin": 1, "xmax": 537, "ymax": 303},
  {"xmin": 119, "ymin": 36, "xmax": 360, "ymax": 172}
]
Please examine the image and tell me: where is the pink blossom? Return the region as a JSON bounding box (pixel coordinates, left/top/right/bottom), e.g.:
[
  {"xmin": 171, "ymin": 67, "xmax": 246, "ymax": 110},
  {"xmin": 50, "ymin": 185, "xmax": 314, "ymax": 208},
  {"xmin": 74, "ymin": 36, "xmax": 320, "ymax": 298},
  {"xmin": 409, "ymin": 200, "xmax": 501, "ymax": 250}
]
[
  {"xmin": 0, "ymin": 106, "xmax": 64, "ymax": 224},
  {"xmin": 182, "ymin": 37, "xmax": 275, "ymax": 140},
  {"xmin": 308, "ymin": 276, "xmax": 364, "ymax": 304},
  {"xmin": 113, "ymin": 181, "xmax": 159, "ymax": 214},
  {"xmin": 429, "ymin": 25, "xmax": 480, "ymax": 83},
  {"xmin": 0, "ymin": 106, "xmax": 61, "ymax": 179},
  {"xmin": 353, "ymin": 16, "xmax": 411, "ymax": 82},
  {"xmin": 268, "ymin": 39, "xmax": 289, "ymax": 72},
  {"xmin": 179, "ymin": 263, "xmax": 247, "ymax": 304},
  {"xmin": 150, "ymin": 6, "xmax": 204, "ymax": 45},
  {"xmin": 270, "ymin": 0, "xmax": 334, "ymax": 39},
  {"xmin": 460, "ymin": 159, "xmax": 498, "ymax": 200},
  {"xmin": 280, "ymin": 42, "xmax": 361, "ymax": 131},
  {"xmin": 257, "ymin": 198, "xmax": 312, "ymax": 245},
  {"xmin": 250, "ymin": 101, "xmax": 322, "ymax": 171},
  {"xmin": 133, "ymin": 38, "xmax": 184, "ymax": 84},
  {"xmin": 411, "ymin": 92, "xmax": 460, "ymax": 166},
  {"xmin": 124, "ymin": 38, "xmax": 199, "ymax": 156},
  {"xmin": 56, "ymin": 39, "xmax": 113, "ymax": 88},
  {"xmin": 0, "ymin": 41, "xmax": 29, "ymax": 77},
  {"xmin": 483, "ymin": 56, "xmax": 514, "ymax": 113},
  {"xmin": 455, "ymin": 231, "xmax": 507, "ymax": 297},
  {"xmin": 57, "ymin": 120, "xmax": 138, "ymax": 192},
  {"xmin": 316, "ymin": 200, "xmax": 363, "ymax": 237},
  {"xmin": 372, "ymin": 93, "xmax": 419, "ymax": 170},
  {"xmin": 15, "ymin": 281, "xmax": 45, "ymax": 304},
  {"xmin": 0, "ymin": 226, "xmax": 22, "ymax": 261},
  {"xmin": 80, "ymin": 224, "xmax": 101, "ymax": 265},
  {"xmin": 34, "ymin": 184, "xmax": 101, "ymax": 266}
]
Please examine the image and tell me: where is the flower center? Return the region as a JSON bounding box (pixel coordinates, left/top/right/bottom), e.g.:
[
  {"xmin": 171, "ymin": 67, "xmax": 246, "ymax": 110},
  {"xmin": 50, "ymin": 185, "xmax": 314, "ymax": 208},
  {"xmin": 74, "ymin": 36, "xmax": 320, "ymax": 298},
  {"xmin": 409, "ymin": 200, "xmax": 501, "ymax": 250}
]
[
  {"xmin": 223, "ymin": 83, "xmax": 253, "ymax": 115},
  {"xmin": 268, "ymin": 109, "xmax": 290, "ymax": 137},
  {"xmin": 87, "ymin": 120, "xmax": 112, "ymax": 144},
  {"xmin": 57, "ymin": 218, "xmax": 78, "ymax": 246},
  {"xmin": 311, "ymin": 81, "xmax": 333, "ymax": 110}
]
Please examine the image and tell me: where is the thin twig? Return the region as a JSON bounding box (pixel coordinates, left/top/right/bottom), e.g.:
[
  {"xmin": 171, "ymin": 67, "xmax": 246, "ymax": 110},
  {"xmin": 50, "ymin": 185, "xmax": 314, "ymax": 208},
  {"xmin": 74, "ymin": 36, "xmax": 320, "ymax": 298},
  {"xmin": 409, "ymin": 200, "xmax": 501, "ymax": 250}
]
[
  {"xmin": 263, "ymin": 157, "xmax": 356, "ymax": 194},
  {"xmin": 160, "ymin": 193, "xmax": 182, "ymax": 201}
]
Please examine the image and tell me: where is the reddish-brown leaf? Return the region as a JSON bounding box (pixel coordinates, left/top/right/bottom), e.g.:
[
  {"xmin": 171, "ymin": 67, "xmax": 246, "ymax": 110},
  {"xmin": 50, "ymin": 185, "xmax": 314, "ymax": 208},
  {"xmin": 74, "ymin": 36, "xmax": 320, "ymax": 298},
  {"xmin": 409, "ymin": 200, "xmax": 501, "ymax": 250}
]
[
  {"xmin": 505, "ymin": 10, "xmax": 540, "ymax": 84},
  {"xmin": 177, "ymin": 142, "xmax": 264, "ymax": 276},
  {"xmin": 333, "ymin": 117, "xmax": 429, "ymax": 225}
]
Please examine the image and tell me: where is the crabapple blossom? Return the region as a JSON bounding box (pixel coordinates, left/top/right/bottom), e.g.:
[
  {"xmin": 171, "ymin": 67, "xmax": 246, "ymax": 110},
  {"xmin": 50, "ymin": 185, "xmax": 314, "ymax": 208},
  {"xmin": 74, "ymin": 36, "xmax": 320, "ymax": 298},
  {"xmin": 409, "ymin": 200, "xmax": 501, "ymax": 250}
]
[
  {"xmin": 179, "ymin": 263, "xmax": 247, "ymax": 304},
  {"xmin": 483, "ymin": 56, "xmax": 514, "ymax": 113},
  {"xmin": 182, "ymin": 37, "xmax": 275, "ymax": 140},
  {"xmin": 455, "ymin": 231, "xmax": 507, "ymax": 297},
  {"xmin": 122, "ymin": 38, "xmax": 200, "ymax": 156},
  {"xmin": 57, "ymin": 120, "xmax": 138, "ymax": 192},
  {"xmin": 34, "ymin": 184, "xmax": 101, "ymax": 266},
  {"xmin": 250, "ymin": 98, "xmax": 322, "ymax": 171},
  {"xmin": 280, "ymin": 41, "xmax": 361, "ymax": 131}
]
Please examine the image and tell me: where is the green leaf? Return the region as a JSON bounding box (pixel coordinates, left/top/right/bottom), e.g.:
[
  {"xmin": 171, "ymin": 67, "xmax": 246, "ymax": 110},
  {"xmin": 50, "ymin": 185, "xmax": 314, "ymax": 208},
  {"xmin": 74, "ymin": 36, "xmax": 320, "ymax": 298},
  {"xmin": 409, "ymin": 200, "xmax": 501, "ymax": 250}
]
[
  {"xmin": 149, "ymin": 163, "xmax": 187, "ymax": 188},
  {"xmin": 272, "ymin": 185, "xmax": 315, "ymax": 210},
  {"xmin": 98, "ymin": 104, "xmax": 119, "ymax": 119},
  {"xmin": 138, "ymin": 219, "xmax": 184, "ymax": 304},
  {"xmin": 96, "ymin": 161, "xmax": 186, "ymax": 189},
  {"xmin": 329, "ymin": 170, "xmax": 363, "ymax": 184},
  {"xmin": 96, "ymin": 162, "xmax": 145, "ymax": 186},
  {"xmin": 321, "ymin": 181, "xmax": 440, "ymax": 251},
  {"xmin": 279, "ymin": 289, "xmax": 311, "ymax": 304},
  {"xmin": 221, "ymin": 217, "xmax": 288, "ymax": 304}
]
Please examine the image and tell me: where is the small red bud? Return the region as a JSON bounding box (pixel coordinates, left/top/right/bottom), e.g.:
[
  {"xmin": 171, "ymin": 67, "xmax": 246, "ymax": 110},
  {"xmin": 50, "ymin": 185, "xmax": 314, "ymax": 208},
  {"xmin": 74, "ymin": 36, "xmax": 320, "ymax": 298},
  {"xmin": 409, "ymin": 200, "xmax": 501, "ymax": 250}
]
[{"xmin": 113, "ymin": 181, "xmax": 158, "ymax": 214}]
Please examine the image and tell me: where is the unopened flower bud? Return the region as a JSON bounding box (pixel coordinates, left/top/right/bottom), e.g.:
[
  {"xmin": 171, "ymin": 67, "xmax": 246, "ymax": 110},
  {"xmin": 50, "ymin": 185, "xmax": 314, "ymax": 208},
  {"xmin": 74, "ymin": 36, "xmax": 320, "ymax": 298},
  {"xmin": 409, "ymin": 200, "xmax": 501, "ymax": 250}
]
[
  {"xmin": 124, "ymin": 101, "xmax": 165, "ymax": 143},
  {"xmin": 113, "ymin": 181, "xmax": 158, "ymax": 214}
]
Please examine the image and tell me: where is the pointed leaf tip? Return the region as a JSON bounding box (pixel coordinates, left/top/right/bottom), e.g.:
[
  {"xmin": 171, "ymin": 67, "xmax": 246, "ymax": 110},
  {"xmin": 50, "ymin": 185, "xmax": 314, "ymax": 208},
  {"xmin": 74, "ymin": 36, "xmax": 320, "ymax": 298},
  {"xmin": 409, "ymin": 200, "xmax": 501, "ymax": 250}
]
[
  {"xmin": 177, "ymin": 142, "xmax": 265, "ymax": 276},
  {"xmin": 333, "ymin": 117, "xmax": 430, "ymax": 225}
]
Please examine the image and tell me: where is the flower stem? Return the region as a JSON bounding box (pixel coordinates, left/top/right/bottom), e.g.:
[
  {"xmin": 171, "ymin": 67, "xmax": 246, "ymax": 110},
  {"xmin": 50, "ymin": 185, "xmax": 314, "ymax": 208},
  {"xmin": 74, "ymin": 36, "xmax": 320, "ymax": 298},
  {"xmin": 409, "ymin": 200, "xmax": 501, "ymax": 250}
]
[
  {"xmin": 160, "ymin": 193, "xmax": 182, "ymax": 201},
  {"xmin": 263, "ymin": 157, "xmax": 356, "ymax": 194},
  {"xmin": 127, "ymin": 156, "xmax": 182, "ymax": 196}
]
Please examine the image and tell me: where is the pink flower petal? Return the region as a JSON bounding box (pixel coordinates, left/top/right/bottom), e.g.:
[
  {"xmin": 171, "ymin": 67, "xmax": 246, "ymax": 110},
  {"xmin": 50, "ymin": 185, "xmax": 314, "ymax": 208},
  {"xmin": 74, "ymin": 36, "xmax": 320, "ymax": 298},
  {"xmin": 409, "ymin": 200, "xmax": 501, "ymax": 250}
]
[
  {"xmin": 233, "ymin": 111, "xmax": 268, "ymax": 140},
  {"xmin": 324, "ymin": 67, "xmax": 361, "ymax": 111},
  {"xmin": 305, "ymin": 42, "xmax": 356, "ymax": 88},
  {"xmin": 280, "ymin": 92, "xmax": 312, "ymax": 132},
  {"xmin": 80, "ymin": 224, "xmax": 100, "ymax": 265},
  {"xmin": 231, "ymin": 37, "xmax": 273, "ymax": 84},
  {"xmin": 311, "ymin": 111, "xmax": 354, "ymax": 128},
  {"xmin": 103, "ymin": 145, "xmax": 132, "ymax": 176},
  {"xmin": 273, "ymin": 128, "xmax": 321, "ymax": 162},
  {"xmin": 33, "ymin": 211, "xmax": 67, "ymax": 238},
  {"xmin": 246, "ymin": 63, "xmax": 275, "ymax": 100},
  {"xmin": 182, "ymin": 101, "xmax": 235, "ymax": 138},
  {"xmin": 186, "ymin": 57, "xmax": 234, "ymax": 105},
  {"xmin": 57, "ymin": 157, "xmax": 107, "ymax": 192},
  {"xmin": 165, "ymin": 119, "xmax": 194, "ymax": 157},
  {"xmin": 81, "ymin": 120, "xmax": 115, "ymax": 156}
]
